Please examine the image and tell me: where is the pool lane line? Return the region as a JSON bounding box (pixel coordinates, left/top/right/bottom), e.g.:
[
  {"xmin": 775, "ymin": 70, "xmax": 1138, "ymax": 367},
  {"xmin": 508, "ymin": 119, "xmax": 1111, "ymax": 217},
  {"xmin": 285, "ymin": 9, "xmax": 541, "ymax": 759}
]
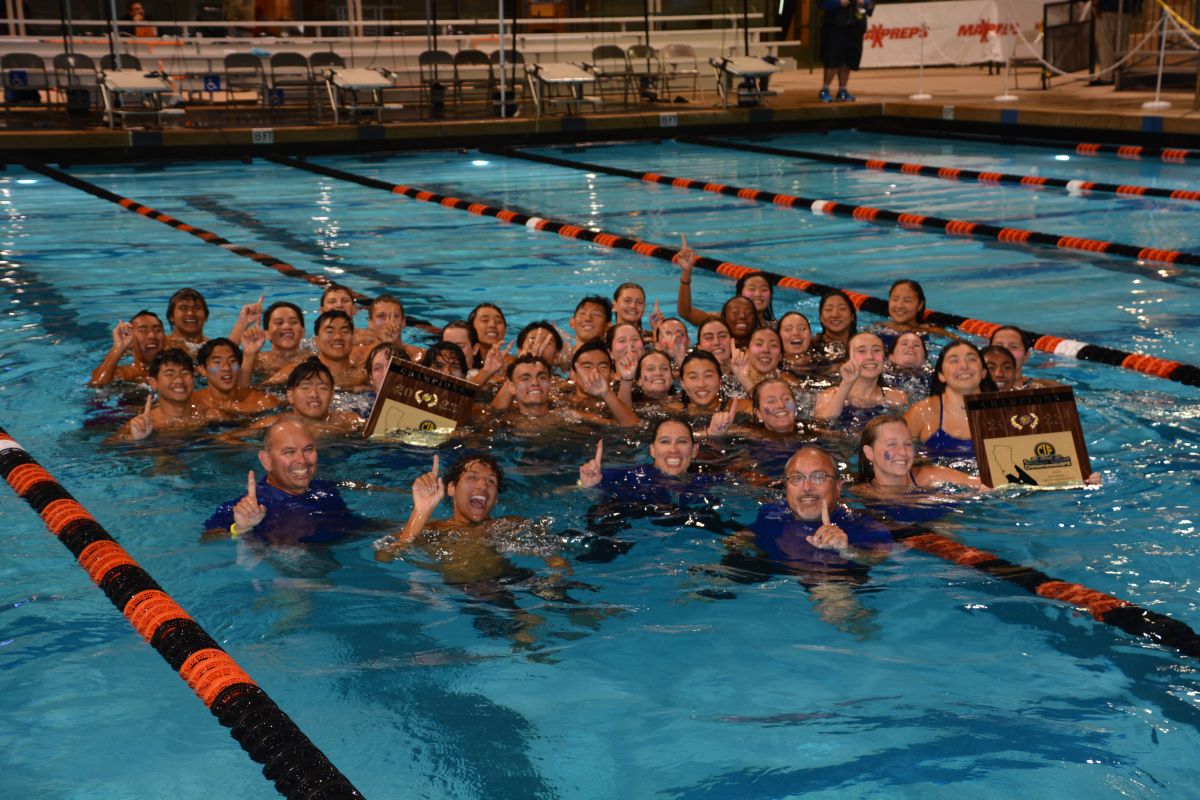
[
  {"xmin": 678, "ymin": 136, "xmax": 1200, "ymax": 203},
  {"xmin": 482, "ymin": 146, "xmax": 1200, "ymax": 270},
  {"xmin": 0, "ymin": 429, "xmax": 365, "ymax": 800},
  {"xmin": 892, "ymin": 526, "xmax": 1200, "ymax": 659},
  {"xmin": 266, "ymin": 154, "xmax": 1200, "ymax": 389},
  {"xmin": 1074, "ymin": 142, "xmax": 1196, "ymax": 164}
]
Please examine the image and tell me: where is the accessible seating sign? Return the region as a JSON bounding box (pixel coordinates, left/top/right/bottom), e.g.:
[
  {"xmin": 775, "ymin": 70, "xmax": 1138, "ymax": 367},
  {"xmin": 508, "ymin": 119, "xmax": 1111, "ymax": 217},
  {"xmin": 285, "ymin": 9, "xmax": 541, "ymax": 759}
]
[
  {"xmin": 364, "ymin": 358, "xmax": 477, "ymax": 438},
  {"xmin": 965, "ymin": 386, "xmax": 1091, "ymax": 488}
]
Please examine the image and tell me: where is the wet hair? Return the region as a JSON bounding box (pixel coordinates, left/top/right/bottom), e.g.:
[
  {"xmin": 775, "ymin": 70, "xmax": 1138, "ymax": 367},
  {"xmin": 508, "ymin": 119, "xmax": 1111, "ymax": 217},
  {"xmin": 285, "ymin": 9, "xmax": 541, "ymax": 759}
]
[
  {"xmin": 442, "ymin": 319, "xmax": 476, "ymax": 344},
  {"xmin": 131, "ymin": 309, "xmax": 162, "ymax": 325},
  {"xmin": 263, "ymin": 301, "xmax": 304, "ymax": 332},
  {"xmin": 148, "ymin": 347, "xmax": 193, "ymax": 378},
  {"xmin": 286, "ymin": 356, "xmax": 334, "ymax": 390},
  {"xmin": 635, "ymin": 349, "xmax": 673, "ymax": 380},
  {"xmin": 855, "ymin": 413, "xmax": 910, "ymax": 484},
  {"xmin": 721, "ymin": 295, "xmax": 760, "ymax": 333},
  {"xmin": 653, "ymin": 317, "xmax": 686, "ymax": 342},
  {"xmin": 575, "ymin": 295, "xmax": 613, "ymax": 320},
  {"xmin": 313, "ymin": 309, "xmax": 353, "ymax": 336},
  {"xmin": 516, "ymin": 320, "xmax": 562, "ymax": 352},
  {"xmin": 930, "ymin": 341, "xmax": 998, "ymax": 396},
  {"xmin": 990, "ymin": 325, "xmax": 1029, "ymax": 352},
  {"xmin": 888, "ymin": 331, "xmax": 928, "ymax": 360},
  {"xmin": 697, "ymin": 317, "xmax": 732, "ymax": 343},
  {"xmin": 785, "ymin": 443, "xmax": 839, "ymax": 481},
  {"xmin": 368, "ymin": 294, "xmax": 405, "ymax": 318},
  {"xmin": 981, "ymin": 345, "xmax": 1017, "ymax": 382},
  {"xmin": 571, "ymin": 340, "xmax": 614, "ymax": 370},
  {"xmin": 320, "ymin": 283, "xmax": 354, "ymax": 306},
  {"xmin": 424, "ymin": 341, "xmax": 468, "ymax": 377},
  {"xmin": 653, "ymin": 416, "xmax": 695, "ymax": 444},
  {"xmin": 165, "ymin": 288, "xmax": 208, "ymax": 326},
  {"xmin": 445, "ymin": 451, "xmax": 506, "ymax": 494},
  {"xmin": 818, "ymin": 290, "xmax": 858, "ymax": 338},
  {"xmin": 777, "ymin": 311, "xmax": 812, "ymax": 354},
  {"xmin": 365, "ymin": 342, "xmax": 406, "ymax": 379},
  {"xmin": 735, "ymin": 272, "xmax": 776, "ymax": 321},
  {"xmin": 612, "ymin": 282, "xmax": 646, "ymax": 311},
  {"xmin": 751, "ymin": 376, "xmax": 793, "ymax": 412},
  {"xmin": 604, "ymin": 321, "xmax": 643, "ymax": 352},
  {"xmin": 196, "ymin": 337, "xmax": 242, "ymax": 367},
  {"xmin": 468, "ymin": 302, "xmax": 506, "ymax": 328},
  {"xmin": 506, "ymin": 354, "xmax": 551, "ymax": 380},
  {"xmin": 889, "ymin": 279, "xmax": 927, "ymax": 319},
  {"xmin": 842, "ymin": 332, "xmax": 888, "ymax": 389},
  {"xmin": 678, "ymin": 349, "xmax": 722, "ymax": 407}
]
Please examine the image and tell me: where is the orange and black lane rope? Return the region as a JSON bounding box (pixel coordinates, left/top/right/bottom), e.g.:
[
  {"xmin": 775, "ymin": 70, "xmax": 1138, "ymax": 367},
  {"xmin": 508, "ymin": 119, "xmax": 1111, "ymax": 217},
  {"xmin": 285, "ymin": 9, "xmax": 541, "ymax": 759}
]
[
  {"xmin": 0, "ymin": 428, "xmax": 363, "ymax": 799},
  {"xmin": 1074, "ymin": 142, "xmax": 1197, "ymax": 163},
  {"xmin": 484, "ymin": 146, "xmax": 1200, "ymax": 269},
  {"xmin": 267, "ymin": 154, "xmax": 1200, "ymax": 389},
  {"xmin": 679, "ymin": 136, "xmax": 1200, "ymax": 203},
  {"xmin": 891, "ymin": 526, "xmax": 1200, "ymax": 659}
]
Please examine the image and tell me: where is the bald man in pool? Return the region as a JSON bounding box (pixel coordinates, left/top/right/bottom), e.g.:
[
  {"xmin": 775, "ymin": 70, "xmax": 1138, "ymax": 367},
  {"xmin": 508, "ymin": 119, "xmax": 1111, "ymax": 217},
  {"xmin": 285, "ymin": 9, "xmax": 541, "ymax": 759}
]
[{"xmin": 204, "ymin": 416, "xmax": 359, "ymax": 544}]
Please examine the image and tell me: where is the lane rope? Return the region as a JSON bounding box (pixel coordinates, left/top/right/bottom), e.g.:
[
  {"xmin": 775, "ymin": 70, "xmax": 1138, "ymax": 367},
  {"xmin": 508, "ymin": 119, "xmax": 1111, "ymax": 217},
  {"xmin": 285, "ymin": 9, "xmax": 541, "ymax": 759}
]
[
  {"xmin": 484, "ymin": 146, "xmax": 1200, "ymax": 269},
  {"xmin": 0, "ymin": 427, "xmax": 364, "ymax": 799},
  {"xmin": 266, "ymin": 154, "xmax": 1200, "ymax": 388},
  {"xmin": 892, "ymin": 526, "xmax": 1200, "ymax": 659},
  {"xmin": 679, "ymin": 135, "xmax": 1200, "ymax": 203}
]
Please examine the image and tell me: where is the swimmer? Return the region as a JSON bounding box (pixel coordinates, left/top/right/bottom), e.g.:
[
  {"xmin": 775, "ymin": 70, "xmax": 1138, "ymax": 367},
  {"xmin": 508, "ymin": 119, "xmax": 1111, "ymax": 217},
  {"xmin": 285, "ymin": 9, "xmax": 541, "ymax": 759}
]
[
  {"xmin": 366, "ymin": 341, "xmax": 406, "ymax": 392},
  {"xmin": 707, "ymin": 377, "xmax": 804, "ymax": 439},
  {"xmin": 89, "ymin": 311, "xmax": 164, "ymax": 386},
  {"xmin": 268, "ymin": 310, "xmax": 363, "ymax": 389},
  {"xmin": 652, "ymin": 317, "xmax": 690, "ymax": 368},
  {"xmin": 612, "ymin": 282, "xmax": 648, "ymax": 332},
  {"xmin": 192, "ymin": 336, "xmax": 281, "ymax": 415},
  {"xmin": 252, "ymin": 301, "xmax": 309, "ymax": 375},
  {"xmin": 351, "ymin": 295, "xmax": 424, "ymax": 364},
  {"xmin": 163, "ymin": 288, "xmax": 209, "ymax": 352},
  {"xmin": 319, "ymin": 283, "xmax": 358, "ymax": 320},
  {"xmin": 853, "ymin": 415, "xmax": 980, "ymax": 495},
  {"xmin": 678, "ymin": 350, "xmax": 723, "ymax": 416},
  {"xmin": 516, "ymin": 321, "xmax": 565, "ymax": 374},
  {"xmin": 779, "ymin": 311, "xmax": 815, "ymax": 374},
  {"xmin": 468, "ymin": 302, "xmax": 507, "ymax": 367},
  {"xmin": 814, "ymin": 332, "xmax": 908, "ymax": 430},
  {"xmin": 608, "ymin": 321, "xmax": 647, "ymax": 403},
  {"xmin": 578, "ymin": 418, "xmax": 705, "ymax": 488},
  {"xmin": 563, "ymin": 342, "xmax": 639, "ymax": 427},
  {"xmin": 884, "ymin": 331, "xmax": 932, "ymax": 402},
  {"xmin": 242, "ymin": 357, "xmax": 363, "ymax": 438},
  {"xmin": 674, "ymin": 234, "xmax": 776, "ymax": 324},
  {"xmin": 630, "ymin": 350, "xmax": 676, "ymax": 409},
  {"xmin": 811, "ymin": 290, "xmax": 857, "ymax": 364},
  {"xmin": 491, "ymin": 355, "xmax": 554, "ymax": 420},
  {"xmin": 981, "ymin": 345, "xmax": 1017, "ymax": 392},
  {"xmin": 875, "ymin": 279, "xmax": 954, "ymax": 339},
  {"xmin": 440, "ymin": 320, "xmax": 478, "ymax": 371},
  {"xmin": 729, "ymin": 327, "xmax": 786, "ymax": 395},
  {"xmin": 721, "ymin": 296, "xmax": 760, "ymax": 349},
  {"xmin": 990, "ymin": 325, "xmax": 1057, "ymax": 390},
  {"xmin": 203, "ymin": 417, "xmax": 358, "ymax": 544},
  {"xmin": 569, "ymin": 296, "xmax": 612, "ymax": 350},
  {"xmin": 113, "ymin": 348, "xmax": 222, "ymax": 441},
  {"xmin": 423, "ymin": 341, "xmax": 471, "ymax": 380},
  {"xmin": 696, "ymin": 318, "xmax": 734, "ymax": 372},
  {"xmin": 905, "ymin": 341, "xmax": 996, "ymax": 462}
]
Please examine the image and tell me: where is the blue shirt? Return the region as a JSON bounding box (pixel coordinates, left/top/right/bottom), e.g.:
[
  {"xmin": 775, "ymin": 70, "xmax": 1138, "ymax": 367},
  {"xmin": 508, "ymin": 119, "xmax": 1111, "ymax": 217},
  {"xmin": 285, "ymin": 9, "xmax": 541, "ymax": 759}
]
[
  {"xmin": 205, "ymin": 477, "xmax": 356, "ymax": 544},
  {"xmin": 749, "ymin": 501, "xmax": 892, "ymax": 572},
  {"xmin": 599, "ymin": 465, "xmax": 722, "ymax": 509}
]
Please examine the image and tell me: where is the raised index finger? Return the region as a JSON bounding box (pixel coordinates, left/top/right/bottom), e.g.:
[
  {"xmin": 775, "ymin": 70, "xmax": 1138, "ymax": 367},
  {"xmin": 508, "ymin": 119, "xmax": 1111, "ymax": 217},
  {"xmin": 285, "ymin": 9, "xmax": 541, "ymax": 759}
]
[
  {"xmin": 431, "ymin": 453, "xmax": 439, "ymax": 478},
  {"xmin": 820, "ymin": 497, "xmax": 831, "ymax": 527},
  {"xmin": 595, "ymin": 439, "xmax": 604, "ymax": 465},
  {"xmin": 246, "ymin": 470, "xmax": 257, "ymax": 504},
  {"xmin": 680, "ymin": 233, "xmax": 688, "ymax": 250},
  {"xmin": 143, "ymin": 394, "xmax": 153, "ymax": 415}
]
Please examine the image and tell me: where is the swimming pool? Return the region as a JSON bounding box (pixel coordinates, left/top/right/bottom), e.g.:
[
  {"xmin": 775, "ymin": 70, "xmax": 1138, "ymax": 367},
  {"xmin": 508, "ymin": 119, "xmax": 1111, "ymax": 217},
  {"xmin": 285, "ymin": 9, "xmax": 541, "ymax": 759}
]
[{"xmin": 2, "ymin": 131, "xmax": 1199, "ymax": 799}]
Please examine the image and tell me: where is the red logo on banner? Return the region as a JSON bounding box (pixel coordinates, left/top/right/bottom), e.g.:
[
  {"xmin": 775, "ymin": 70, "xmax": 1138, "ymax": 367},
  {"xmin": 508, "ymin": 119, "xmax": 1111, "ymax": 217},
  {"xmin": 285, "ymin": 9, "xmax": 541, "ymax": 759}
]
[
  {"xmin": 958, "ymin": 19, "xmax": 1020, "ymax": 42},
  {"xmin": 864, "ymin": 23, "xmax": 929, "ymax": 48}
]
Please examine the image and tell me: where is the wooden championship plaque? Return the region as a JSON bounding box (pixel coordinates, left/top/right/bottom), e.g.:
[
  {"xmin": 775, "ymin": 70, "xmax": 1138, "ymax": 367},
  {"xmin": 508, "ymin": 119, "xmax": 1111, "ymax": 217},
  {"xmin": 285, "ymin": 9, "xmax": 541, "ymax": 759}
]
[
  {"xmin": 965, "ymin": 386, "xmax": 1091, "ymax": 489},
  {"xmin": 364, "ymin": 358, "xmax": 477, "ymax": 438}
]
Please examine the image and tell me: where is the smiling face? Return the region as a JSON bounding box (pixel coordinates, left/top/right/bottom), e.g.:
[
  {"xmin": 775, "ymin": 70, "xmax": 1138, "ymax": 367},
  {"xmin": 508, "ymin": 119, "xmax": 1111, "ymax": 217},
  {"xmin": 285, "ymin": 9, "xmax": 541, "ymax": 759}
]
[
  {"xmin": 315, "ymin": 317, "xmax": 353, "ymax": 361},
  {"xmin": 203, "ymin": 344, "xmax": 240, "ymax": 393},
  {"xmin": 570, "ymin": 348, "xmax": 613, "ymax": 394},
  {"xmin": 723, "ymin": 297, "xmax": 757, "ymax": 342},
  {"xmin": 130, "ymin": 314, "xmax": 164, "ymax": 362},
  {"xmin": 863, "ymin": 420, "xmax": 916, "ymax": 483},
  {"xmin": 984, "ymin": 349, "xmax": 1016, "ymax": 391},
  {"xmin": 472, "ymin": 307, "xmax": 506, "ymax": 347},
  {"xmin": 649, "ymin": 420, "xmax": 698, "ymax": 477},
  {"xmin": 680, "ymin": 358, "xmax": 720, "ymax": 410},
  {"xmin": 820, "ymin": 295, "xmax": 853, "ymax": 337},
  {"xmin": 170, "ymin": 297, "xmax": 207, "ymax": 338},
  {"xmin": 320, "ymin": 289, "xmax": 356, "ymax": 317},
  {"xmin": 740, "ymin": 275, "xmax": 772, "ymax": 314},
  {"xmin": 847, "ymin": 333, "xmax": 886, "ymax": 379},
  {"xmin": 614, "ymin": 286, "xmax": 645, "ymax": 326},
  {"xmin": 571, "ymin": 301, "xmax": 609, "ymax": 344},
  {"xmin": 697, "ymin": 320, "xmax": 732, "ymax": 367},
  {"xmin": 991, "ymin": 329, "xmax": 1027, "ymax": 368},
  {"xmin": 754, "ymin": 380, "xmax": 797, "ymax": 433},
  {"xmin": 779, "ymin": 314, "xmax": 811, "ymax": 356},
  {"xmin": 655, "ymin": 318, "xmax": 689, "ymax": 351},
  {"xmin": 149, "ymin": 361, "xmax": 194, "ymax": 403},
  {"xmin": 747, "ymin": 328, "xmax": 782, "ymax": 374},
  {"xmin": 609, "ymin": 323, "xmax": 645, "ymax": 363},
  {"xmin": 888, "ymin": 283, "xmax": 924, "ymax": 326},
  {"xmin": 784, "ymin": 448, "xmax": 840, "ymax": 522},
  {"xmin": 266, "ymin": 307, "xmax": 303, "ymax": 353},
  {"xmin": 511, "ymin": 360, "xmax": 551, "ymax": 408},
  {"xmin": 636, "ymin": 352, "xmax": 673, "ymax": 399},
  {"xmin": 889, "ymin": 332, "xmax": 926, "ymax": 368},
  {"xmin": 938, "ymin": 343, "xmax": 985, "ymax": 394},
  {"xmin": 258, "ymin": 420, "xmax": 317, "ymax": 495},
  {"xmin": 369, "ymin": 301, "xmax": 405, "ymax": 339},
  {"xmin": 447, "ymin": 460, "xmax": 499, "ymax": 524},
  {"xmin": 287, "ymin": 373, "xmax": 333, "ymax": 420}
]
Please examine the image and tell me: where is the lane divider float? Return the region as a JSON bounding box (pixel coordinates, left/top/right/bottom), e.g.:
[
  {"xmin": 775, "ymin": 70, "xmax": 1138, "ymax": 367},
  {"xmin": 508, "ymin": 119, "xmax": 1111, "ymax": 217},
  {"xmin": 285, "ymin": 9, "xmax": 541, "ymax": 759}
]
[
  {"xmin": 0, "ymin": 427, "xmax": 364, "ymax": 799},
  {"xmin": 892, "ymin": 525, "xmax": 1200, "ymax": 659},
  {"xmin": 267, "ymin": 154, "xmax": 1200, "ymax": 388},
  {"xmin": 484, "ymin": 146, "xmax": 1200, "ymax": 269},
  {"xmin": 1073, "ymin": 141, "xmax": 1197, "ymax": 163},
  {"xmin": 679, "ymin": 135, "xmax": 1200, "ymax": 203}
]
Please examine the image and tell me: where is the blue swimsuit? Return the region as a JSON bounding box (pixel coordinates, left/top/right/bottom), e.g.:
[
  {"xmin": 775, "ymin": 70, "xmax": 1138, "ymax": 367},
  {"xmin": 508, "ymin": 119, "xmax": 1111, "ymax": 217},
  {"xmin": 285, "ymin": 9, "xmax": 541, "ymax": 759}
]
[{"xmin": 923, "ymin": 397, "xmax": 975, "ymax": 460}]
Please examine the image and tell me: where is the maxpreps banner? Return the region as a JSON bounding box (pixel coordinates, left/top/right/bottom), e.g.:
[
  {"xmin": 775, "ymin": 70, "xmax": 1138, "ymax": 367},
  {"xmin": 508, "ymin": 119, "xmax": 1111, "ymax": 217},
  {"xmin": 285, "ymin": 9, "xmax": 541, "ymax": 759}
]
[{"xmin": 860, "ymin": 0, "xmax": 1047, "ymax": 67}]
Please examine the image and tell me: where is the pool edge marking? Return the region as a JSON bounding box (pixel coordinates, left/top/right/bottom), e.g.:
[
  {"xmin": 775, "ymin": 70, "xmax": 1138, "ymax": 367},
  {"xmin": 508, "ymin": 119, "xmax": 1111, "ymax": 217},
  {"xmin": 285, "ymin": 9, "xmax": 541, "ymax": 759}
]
[{"xmin": 0, "ymin": 428, "xmax": 365, "ymax": 800}]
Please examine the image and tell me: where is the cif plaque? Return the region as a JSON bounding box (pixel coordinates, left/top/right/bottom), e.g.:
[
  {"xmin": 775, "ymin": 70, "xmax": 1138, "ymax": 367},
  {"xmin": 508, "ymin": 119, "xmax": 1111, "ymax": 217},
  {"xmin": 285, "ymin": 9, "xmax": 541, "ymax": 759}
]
[
  {"xmin": 965, "ymin": 386, "xmax": 1091, "ymax": 488},
  {"xmin": 364, "ymin": 358, "xmax": 477, "ymax": 438}
]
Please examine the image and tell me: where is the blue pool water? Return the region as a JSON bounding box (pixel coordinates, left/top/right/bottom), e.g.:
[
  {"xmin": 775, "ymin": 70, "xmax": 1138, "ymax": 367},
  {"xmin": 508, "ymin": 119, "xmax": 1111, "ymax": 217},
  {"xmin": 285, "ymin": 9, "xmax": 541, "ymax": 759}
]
[{"xmin": 1, "ymin": 131, "xmax": 1199, "ymax": 799}]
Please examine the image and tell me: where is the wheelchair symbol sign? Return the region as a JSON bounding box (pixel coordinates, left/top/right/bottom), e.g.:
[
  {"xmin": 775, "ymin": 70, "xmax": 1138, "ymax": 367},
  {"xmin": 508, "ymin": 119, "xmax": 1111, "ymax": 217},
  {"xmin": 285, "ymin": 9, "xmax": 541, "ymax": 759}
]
[
  {"xmin": 203, "ymin": 74, "xmax": 221, "ymax": 92},
  {"xmin": 7, "ymin": 69, "xmax": 29, "ymax": 88}
]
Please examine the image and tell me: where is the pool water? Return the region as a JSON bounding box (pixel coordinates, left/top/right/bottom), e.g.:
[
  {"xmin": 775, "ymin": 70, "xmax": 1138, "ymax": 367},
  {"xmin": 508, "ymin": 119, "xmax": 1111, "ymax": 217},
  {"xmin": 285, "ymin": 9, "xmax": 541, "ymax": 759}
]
[{"xmin": 1, "ymin": 132, "xmax": 1199, "ymax": 799}]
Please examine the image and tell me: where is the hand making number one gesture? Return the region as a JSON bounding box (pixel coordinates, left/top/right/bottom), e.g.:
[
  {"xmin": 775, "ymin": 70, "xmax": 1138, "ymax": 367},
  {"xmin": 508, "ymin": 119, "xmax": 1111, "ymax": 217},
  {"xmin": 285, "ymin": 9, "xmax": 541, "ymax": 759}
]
[
  {"xmin": 578, "ymin": 439, "xmax": 604, "ymax": 488},
  {"xmin": 233, "ymin": 470, "xmax": 267, "ymax": 533},
  {"xmin": 806, "ymin": 499, "xmax": 849, "ymax": 552},
  {"xmin": 411, "ymin": 453, "xmax": 445, "ymax": 516}
]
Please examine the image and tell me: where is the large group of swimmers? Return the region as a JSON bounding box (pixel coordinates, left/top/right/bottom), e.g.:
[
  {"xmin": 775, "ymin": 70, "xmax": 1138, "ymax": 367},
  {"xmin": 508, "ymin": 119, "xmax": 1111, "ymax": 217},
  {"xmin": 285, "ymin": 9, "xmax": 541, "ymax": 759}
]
[{"xmin": 90, "ymin": 238, "xmax": 1095, "ymax": 635}]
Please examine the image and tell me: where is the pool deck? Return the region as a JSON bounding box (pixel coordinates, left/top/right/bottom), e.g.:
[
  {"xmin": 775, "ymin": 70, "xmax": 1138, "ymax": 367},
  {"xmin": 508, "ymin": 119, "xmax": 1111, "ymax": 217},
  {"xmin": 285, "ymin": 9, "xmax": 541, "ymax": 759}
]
[{"xmin": 1, "ymin": 65, "xmax": 1197, "ymax": 161}]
